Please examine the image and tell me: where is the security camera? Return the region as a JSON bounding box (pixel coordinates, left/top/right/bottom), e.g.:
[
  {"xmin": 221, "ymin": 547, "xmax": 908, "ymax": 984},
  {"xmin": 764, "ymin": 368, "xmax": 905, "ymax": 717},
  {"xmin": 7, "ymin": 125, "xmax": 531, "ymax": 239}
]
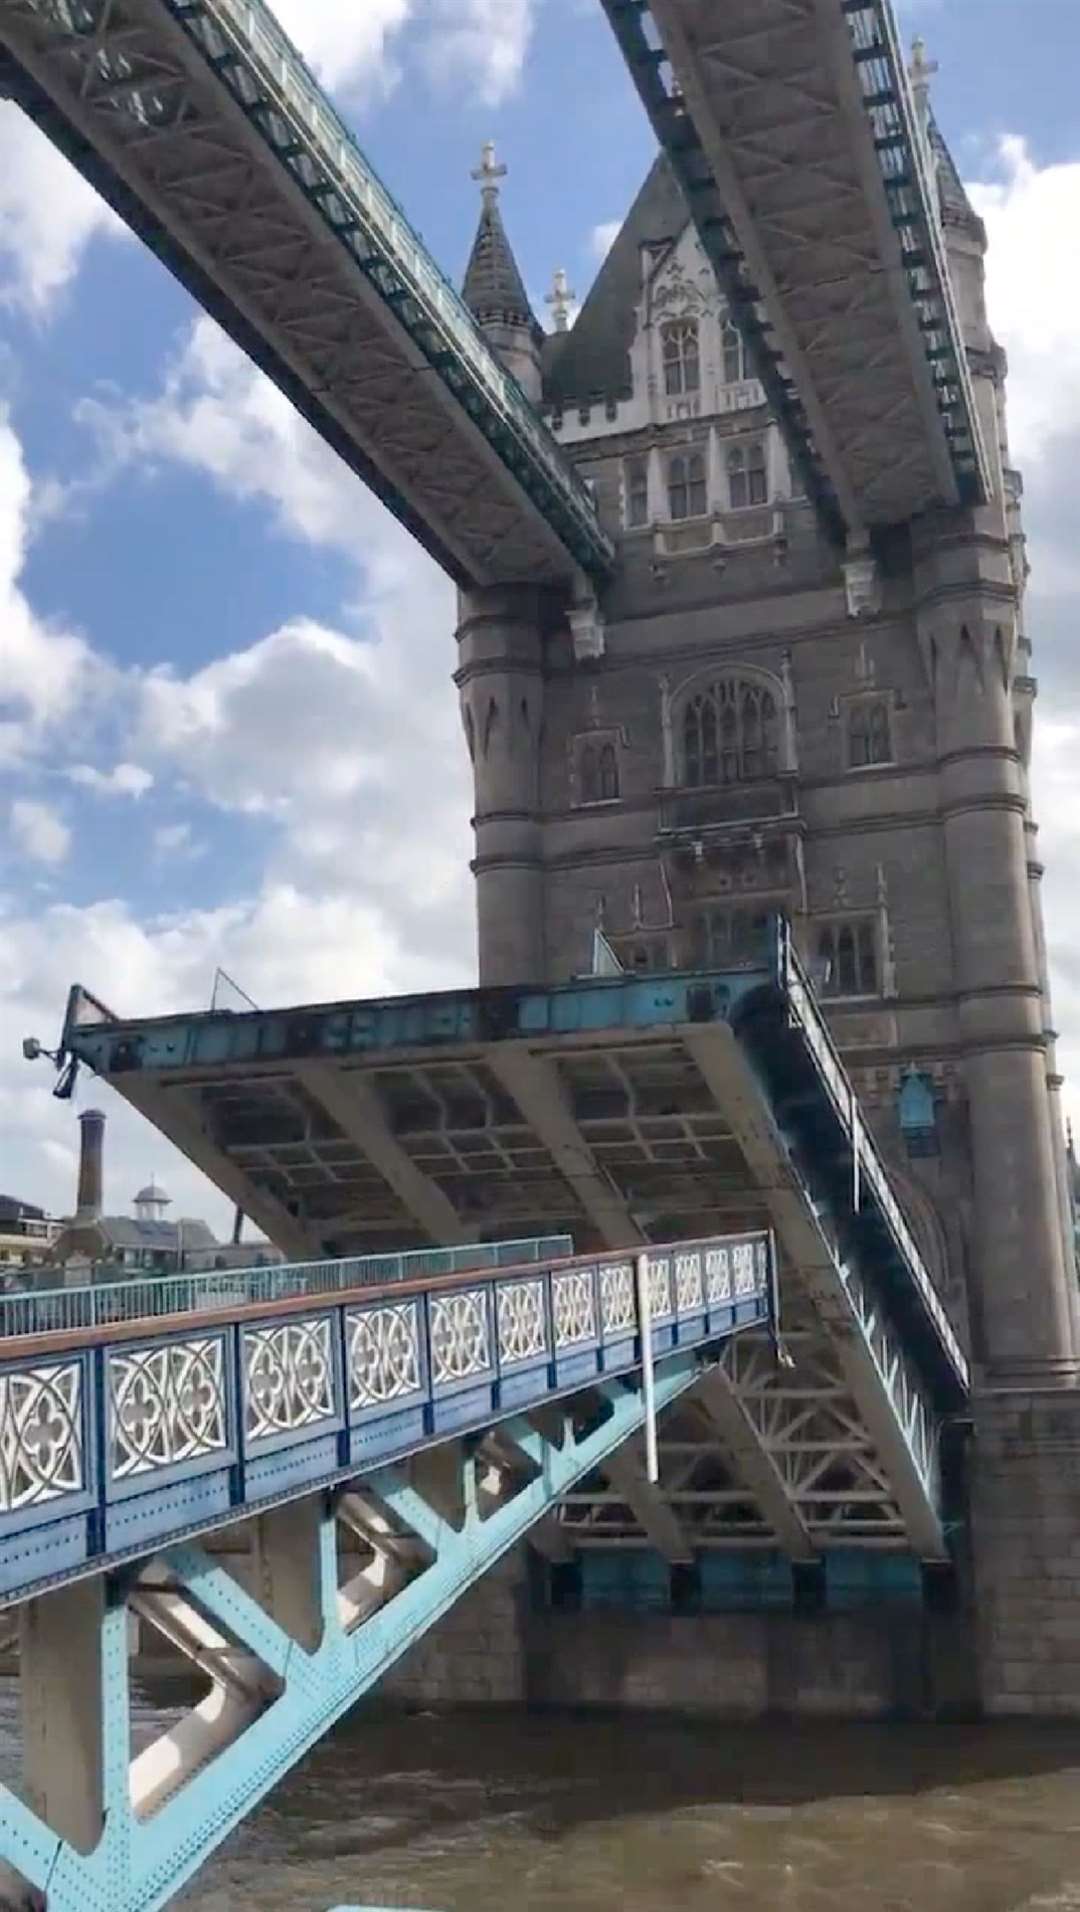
[{"xmin": 22, "ymin": 1037, "xmax": 42, "ymax": 1062}]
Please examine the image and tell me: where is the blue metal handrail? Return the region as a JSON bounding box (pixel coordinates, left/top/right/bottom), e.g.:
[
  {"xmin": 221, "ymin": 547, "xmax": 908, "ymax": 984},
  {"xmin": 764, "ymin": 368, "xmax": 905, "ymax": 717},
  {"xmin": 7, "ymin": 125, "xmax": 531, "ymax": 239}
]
[
  {"xmin": 0, "ymin": 1234, "xmax": 572, "ymax": 1339},
  {"xmin": 774, "ymin": 920, "xmax": 968, "ymax": 1388},
  {"xmin": 0, "ymin": 1230, "xmax": 773, "ymax": 1605}
]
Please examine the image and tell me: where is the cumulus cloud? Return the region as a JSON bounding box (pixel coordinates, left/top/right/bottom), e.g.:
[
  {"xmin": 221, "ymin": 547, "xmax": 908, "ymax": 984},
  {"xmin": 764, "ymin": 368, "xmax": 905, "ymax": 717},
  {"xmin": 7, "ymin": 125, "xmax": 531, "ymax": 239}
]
[
  {"xmin": 0, "ymin": 104, "xmax": 124, "ymax": 312},
  {"xmin": 67, "ymin": 762, "xmax": 153, "ymax": 799},
  {"xmin": 10, "ymin": 798, "xmax": 70, "ymax": 865},
  {"xmin": 0, "ymin": 410, "xmax": 99, "ymax": 769},
  {"xmin": 590, "ymin": 220, "xmax": 621, "ymax": 263},
  {"xmin": 3, "ymin": 313, "xmax": 471, "ymax": 1221},
  {"xmin": 425, "ymin": 0, "xmax": 536, "ymax": 105},
  {"xmin": 271, "ymin": 0, "xmax": 411, "ymax": 96}
]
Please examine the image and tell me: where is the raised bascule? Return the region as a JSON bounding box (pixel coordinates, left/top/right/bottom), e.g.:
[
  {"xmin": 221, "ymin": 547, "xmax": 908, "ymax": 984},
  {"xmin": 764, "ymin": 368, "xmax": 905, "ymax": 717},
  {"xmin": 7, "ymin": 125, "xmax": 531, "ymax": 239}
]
[{"xmin": 0, "ymin": 0, "xmax": 1076, "ymax": 1907}]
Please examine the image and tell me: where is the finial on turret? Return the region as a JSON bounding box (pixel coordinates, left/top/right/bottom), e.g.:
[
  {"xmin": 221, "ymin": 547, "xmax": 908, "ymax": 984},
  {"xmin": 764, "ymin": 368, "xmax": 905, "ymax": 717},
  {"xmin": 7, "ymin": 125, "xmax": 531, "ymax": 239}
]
[
  {"xmin": 908, "ymin": 35, "xmax": 938, "ymax": 135},
  {"xmin": 471, "ymin": 140, "xmax": 506, "ymax": 208},
  {"xmin": 545, "ymin": 266, "xmax": 575, "ymax": 334}
]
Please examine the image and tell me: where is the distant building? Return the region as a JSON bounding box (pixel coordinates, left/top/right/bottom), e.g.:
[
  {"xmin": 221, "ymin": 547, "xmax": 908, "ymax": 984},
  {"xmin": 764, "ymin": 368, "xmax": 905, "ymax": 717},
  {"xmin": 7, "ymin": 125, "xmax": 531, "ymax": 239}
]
[
  {"xmin": 0, "ymin": 1195, "xmax": 60, "ymax": 1269},
  {"xmin": 46, "ymin": 1108, "xmax": 283, "ymax": 1283}
]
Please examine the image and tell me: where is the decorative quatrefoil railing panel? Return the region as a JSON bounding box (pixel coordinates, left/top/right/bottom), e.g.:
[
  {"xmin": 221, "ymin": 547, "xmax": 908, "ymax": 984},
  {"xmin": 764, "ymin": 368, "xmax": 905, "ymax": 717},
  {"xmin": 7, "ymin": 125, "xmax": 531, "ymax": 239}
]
[{"xmin": 0, "ymin": 1233, "xmax": 773, "ymax": 1598}]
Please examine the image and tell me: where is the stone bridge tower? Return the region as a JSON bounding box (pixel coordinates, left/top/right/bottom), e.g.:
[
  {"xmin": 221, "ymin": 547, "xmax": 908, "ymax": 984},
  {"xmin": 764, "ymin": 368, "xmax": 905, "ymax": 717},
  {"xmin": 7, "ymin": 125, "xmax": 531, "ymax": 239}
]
[{"xmin": 457, "ymin": 136, "xmax": 1075, "ymax": 1395}]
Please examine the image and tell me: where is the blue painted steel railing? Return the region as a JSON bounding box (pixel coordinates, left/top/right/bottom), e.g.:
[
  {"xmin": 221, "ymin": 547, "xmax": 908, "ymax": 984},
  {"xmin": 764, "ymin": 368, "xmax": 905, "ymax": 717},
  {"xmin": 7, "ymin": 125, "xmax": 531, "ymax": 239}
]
[
  {"xmin": 165, "ymin": 0, "xmax": 613, "ymax": 579},
  {"xmin": 0, "ymin": 1234, "xmax": 572, "ymax": 1339},
  {"xmin": 771, "ymin": 920, "xmax": 968, "ymax": 1392},
  {"xmin": 0, "ymin": 1232, "xmax": 772, "ymax": 1604}
]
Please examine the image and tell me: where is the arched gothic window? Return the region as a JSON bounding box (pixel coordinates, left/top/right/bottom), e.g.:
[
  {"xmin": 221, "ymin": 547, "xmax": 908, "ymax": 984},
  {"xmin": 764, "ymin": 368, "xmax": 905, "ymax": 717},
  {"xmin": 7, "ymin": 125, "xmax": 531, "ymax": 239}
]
[
  {"xmin": 727, "ymin": 440, "xmax": 768, "ymax": 509},
  {"xmin": 681, "ymin": 676, "xmax": 781, "ymax": 787},
  {"xmin": 848, "ymin": 698, "xmax": 892, "ymax": 768},
  {"xmin": 667, "ymin": 450, "xmax": 707, "ymax": 521},
  {"xmin": 578, "ymin": 739, "xmax": 619, "ymax": 805},
  {"xmin": 815, "ymin": 918, "xmax": 878, "ymax": 997},
  {"xmin": 661, "ymin": 320, "xmax": 701, "ymax": 397},
  {"xmin": 598, "ymin": 742, "xmax": 619, "ymax": 800},
  {"xmin": 721, "ymin": 318, "xmax": 747, "ymax": 386}
]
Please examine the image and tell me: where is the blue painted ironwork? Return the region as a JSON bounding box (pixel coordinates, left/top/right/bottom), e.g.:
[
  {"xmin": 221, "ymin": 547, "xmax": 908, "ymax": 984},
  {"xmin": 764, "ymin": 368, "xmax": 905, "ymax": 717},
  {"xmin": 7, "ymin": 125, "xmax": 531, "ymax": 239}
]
[
  {"xmin": 0, "ymin": 1234, "xmax": 572, "ymax": 1339},
  {"xmin": 0, "ymin": 1233, "xmax": 772, "ymax": 1605},
  {"xmin": 0, "ymin": 1353, "xmax": 713, "ymax": 1912},
  {"xmin": 766, "ymin": 919, "xmax": 967, "ymax": 1398}
]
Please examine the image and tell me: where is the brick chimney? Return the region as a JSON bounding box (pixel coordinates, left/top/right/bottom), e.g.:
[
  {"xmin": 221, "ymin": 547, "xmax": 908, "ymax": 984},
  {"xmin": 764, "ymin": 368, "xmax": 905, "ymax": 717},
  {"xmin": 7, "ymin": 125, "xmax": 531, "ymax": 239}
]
[{"xmin": 75, "ymin": 1108, "xmax": 105, "ymax": 1222}]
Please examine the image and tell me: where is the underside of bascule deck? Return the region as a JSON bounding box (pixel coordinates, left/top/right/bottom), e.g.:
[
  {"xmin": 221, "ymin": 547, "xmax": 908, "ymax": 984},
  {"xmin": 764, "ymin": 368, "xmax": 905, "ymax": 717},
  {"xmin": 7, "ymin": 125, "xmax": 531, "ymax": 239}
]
[{"xmin": 60, "ymin": 928, "xmax": 968, "ymax": 1568}]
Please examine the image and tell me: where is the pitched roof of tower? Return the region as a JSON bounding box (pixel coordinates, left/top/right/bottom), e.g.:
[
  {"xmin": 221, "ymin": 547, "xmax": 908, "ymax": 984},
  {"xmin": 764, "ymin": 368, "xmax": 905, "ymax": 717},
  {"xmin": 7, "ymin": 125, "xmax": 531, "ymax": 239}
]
[
  {"xmin": 929, "ymin": 115, "xmax": 984, "ymax": 237},
  {"xmin": 542, "ymin": 154, "xmax": 688, "ymax": 407},
  {"xmin": 462, "ymin": 142, "xmax": 540, "ymax": 335}
]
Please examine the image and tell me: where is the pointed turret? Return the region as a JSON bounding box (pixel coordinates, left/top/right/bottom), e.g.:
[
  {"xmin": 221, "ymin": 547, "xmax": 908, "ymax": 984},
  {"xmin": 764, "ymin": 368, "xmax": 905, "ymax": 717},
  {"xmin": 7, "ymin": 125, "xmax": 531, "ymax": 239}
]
[{"xmin": 462, "ymin": 143, "xmax": 542, "ymax": 403}]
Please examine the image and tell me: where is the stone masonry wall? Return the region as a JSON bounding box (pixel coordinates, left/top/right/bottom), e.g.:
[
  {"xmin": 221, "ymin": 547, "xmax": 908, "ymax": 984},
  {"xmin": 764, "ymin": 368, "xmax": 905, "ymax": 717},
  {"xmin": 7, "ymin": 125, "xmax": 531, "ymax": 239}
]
[{"xmin": 972, "ymin": 1389, "xmax": 1080, "ymax": 1716}]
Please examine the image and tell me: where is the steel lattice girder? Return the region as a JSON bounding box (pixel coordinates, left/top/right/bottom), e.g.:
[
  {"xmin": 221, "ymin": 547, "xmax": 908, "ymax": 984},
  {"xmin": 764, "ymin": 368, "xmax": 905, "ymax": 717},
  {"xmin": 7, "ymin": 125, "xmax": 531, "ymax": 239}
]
[
  {"xmin": 0, "ymin": 1357, "xmax": 698, "ymax": 1912},
  {"xmin": 602, "ymin": 0, "xmax": 990, "ymax": 536},
  {"xmin": 0, "ymin": 0, "xmax": 613, "ymax": 588}
]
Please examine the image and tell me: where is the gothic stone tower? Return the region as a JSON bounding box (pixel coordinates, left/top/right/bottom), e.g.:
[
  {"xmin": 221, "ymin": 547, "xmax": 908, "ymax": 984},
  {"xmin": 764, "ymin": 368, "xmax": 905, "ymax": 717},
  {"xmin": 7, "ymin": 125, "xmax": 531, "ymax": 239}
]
[
  {"xmin": 455, "ymin": 126, "xmax": 1080, "ymax": 1709},
  {"xmin": 457, "ymin": 133, "xmax": 1077, "ymax": 1412}
]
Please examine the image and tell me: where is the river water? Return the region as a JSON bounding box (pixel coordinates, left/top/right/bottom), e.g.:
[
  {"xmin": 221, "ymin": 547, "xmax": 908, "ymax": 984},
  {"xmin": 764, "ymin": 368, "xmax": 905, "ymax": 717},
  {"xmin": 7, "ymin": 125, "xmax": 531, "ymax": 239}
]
[
  {"xmin": 169, "ymin": 1707, "xmax": 1080, "ymax": 1912},
  {"xmin": 5, "ymin": 1684, "xmax": 1080, "ymax": 1909}
]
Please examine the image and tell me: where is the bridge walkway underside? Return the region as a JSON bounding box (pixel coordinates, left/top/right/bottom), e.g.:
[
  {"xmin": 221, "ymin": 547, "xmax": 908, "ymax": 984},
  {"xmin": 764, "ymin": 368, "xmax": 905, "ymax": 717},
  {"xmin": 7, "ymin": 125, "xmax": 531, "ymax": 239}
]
[
  {"xmin": 602, "ymin": 0, "xmax": 990, "ymax": 538},
  {"xmin": 0, "ymin": 0, "xmax": 611, "ymax": 589},
  {"xmin": 60, "ymin": 929, "xmax": 969, "ymax": 1573}
]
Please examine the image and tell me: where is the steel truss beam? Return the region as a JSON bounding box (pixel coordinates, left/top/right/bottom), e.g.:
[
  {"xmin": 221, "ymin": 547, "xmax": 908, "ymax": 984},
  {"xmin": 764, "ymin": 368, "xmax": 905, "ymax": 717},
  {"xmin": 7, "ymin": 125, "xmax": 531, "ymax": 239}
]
[
  {"xmin": 0, "ymin": 1355, "xmax": 700, "ymax": 1912},
  {"xmin": 0, "ymin": 0, "xmax": 612, "ymax": 588},
  {"xmin": 602, "ymin": 0, "xmax": 990, "ymax": 535}
]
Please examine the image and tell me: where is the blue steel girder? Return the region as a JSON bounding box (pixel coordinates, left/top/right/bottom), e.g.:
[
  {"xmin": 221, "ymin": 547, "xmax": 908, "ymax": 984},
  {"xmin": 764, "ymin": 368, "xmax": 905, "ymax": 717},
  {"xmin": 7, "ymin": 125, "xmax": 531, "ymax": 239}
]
[
  {"xmin": 0, "ymin": 1355, "xmax": 701, "ymax": 1912},
  {"xmin": 602, "ymin": 0, "xmax": 990, "ymax": 537},
  {"xmin": 0, "ymin": 0, "xmax": 613, "ymax": 590}
]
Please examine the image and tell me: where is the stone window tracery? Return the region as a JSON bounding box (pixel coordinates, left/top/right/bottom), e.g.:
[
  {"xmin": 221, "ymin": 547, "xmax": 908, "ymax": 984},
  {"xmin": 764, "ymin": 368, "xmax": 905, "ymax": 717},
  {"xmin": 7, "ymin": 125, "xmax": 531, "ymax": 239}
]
[
  {"xmin": 727, "ymin": 440, "xmax": 768, "ymax": 509},
  {"xmin": 691, "ymin": 906, "xmax": 774, "ymax": 970},
  {"xmin": 815, "ymin": 917, "xmax": 879, "ymax": 998},
  {"xmin": 680, "ymin": 676, "xmax": 781, "ymax": 787},
  {"xmin": 721, "ymin": 318, "xmax": 748, "ymax": 386},
  {"xmin": 667, "ymin": 450, "xmax": 707, "ymax": 521},
  {"xmin": 848, "ymin": 697, "xmax": 893, "ymax": 768},
  {"xmin": 661, "ymin": 319, "xmax": 700, "ymax": 397},
  {"xmin": 625, "ymin": 456, "xmax": 649, "ymax": 528},
  {"xmin": 577, "ymin": 737, "xmax": 620, "ymax": 805}
]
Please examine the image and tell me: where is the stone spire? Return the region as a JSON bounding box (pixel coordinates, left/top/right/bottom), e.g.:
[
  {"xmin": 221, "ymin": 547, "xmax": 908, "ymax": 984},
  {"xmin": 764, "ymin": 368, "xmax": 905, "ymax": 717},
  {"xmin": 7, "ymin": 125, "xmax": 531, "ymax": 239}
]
[{"xmin": 462, "ymin": 143, "xmax": 542, "ymax": 402}]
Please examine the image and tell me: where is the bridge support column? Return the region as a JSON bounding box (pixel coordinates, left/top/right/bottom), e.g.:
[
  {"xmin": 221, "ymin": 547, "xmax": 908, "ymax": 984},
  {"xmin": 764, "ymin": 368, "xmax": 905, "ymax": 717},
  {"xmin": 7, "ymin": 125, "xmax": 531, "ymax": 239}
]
[
  {"xmin": 916, "ymin": 532, "xmax": 1076, "ymax": 1384},
  {"xmin": 19, "ymin": 1579, "xmax": 109, "ymax": 1855},
  {"xmin": 253, "ymin": 1498, "xmax": 329, "ymax": 1651},
  {"xmin": 456, "ymin": 584, "xmax": 546, "ymax": 987}
]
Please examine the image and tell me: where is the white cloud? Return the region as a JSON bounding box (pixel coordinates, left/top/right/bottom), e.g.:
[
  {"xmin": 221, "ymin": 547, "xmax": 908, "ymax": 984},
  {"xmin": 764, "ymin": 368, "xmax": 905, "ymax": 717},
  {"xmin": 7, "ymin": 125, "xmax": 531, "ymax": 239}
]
[
  {"xmin": 269, "ymin": 0, "xmax": 411, "ymax": 95},
  {"xmin": 0, "ymin": 409, "xmax": 99, "ymax": 769},
  {"xmin": 970, "ymin": 139, "xmax": 1080, "ymax": 472},
  {"xmin": 153, "ymin": 821, "xmax": 201, "ymax": 862},
  {"xmin": 590, "ymin": 220, "xmax": 621, "ymax": 263},
  {"xmin": 10, "ymin": 798, "xmax": 70, "ymax": 865},
  {"xmin": 426, "ymin": 0, "xmax": 536, "ymax": 105},
  {"xmin": 3, "ymin": 316, "xmax": 471, "ymax": 1224},
  {"xmin": 0, "ymin": 105, "xmax": 124, "ymax": 312},
  {"xmin": 68, "ymin": 762, "xmax": 153, "ymax": 799}
]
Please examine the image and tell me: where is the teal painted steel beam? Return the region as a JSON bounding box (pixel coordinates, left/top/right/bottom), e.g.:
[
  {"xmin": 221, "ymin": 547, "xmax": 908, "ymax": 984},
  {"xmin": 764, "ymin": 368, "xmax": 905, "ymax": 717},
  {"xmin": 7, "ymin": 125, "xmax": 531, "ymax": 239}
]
[{"xmin": 0, "ymin": 1354, "xmax": 703, "ymax": 1912}]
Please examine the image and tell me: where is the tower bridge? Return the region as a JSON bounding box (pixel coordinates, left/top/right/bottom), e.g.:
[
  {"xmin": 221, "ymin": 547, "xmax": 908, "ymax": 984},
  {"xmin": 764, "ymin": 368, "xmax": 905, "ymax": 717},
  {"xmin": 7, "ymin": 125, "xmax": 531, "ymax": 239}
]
[{"xmin": 2, "ymin": 0, "xmax": 1079, "ymax": 1904}]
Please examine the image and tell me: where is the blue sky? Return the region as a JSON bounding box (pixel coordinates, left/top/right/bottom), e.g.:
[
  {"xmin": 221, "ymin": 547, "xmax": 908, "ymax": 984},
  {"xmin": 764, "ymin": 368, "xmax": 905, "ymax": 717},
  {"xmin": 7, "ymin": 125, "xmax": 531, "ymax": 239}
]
[{"xmin": 2, "ymin": 0, "xmax": 1080, "ymax": 1234}]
